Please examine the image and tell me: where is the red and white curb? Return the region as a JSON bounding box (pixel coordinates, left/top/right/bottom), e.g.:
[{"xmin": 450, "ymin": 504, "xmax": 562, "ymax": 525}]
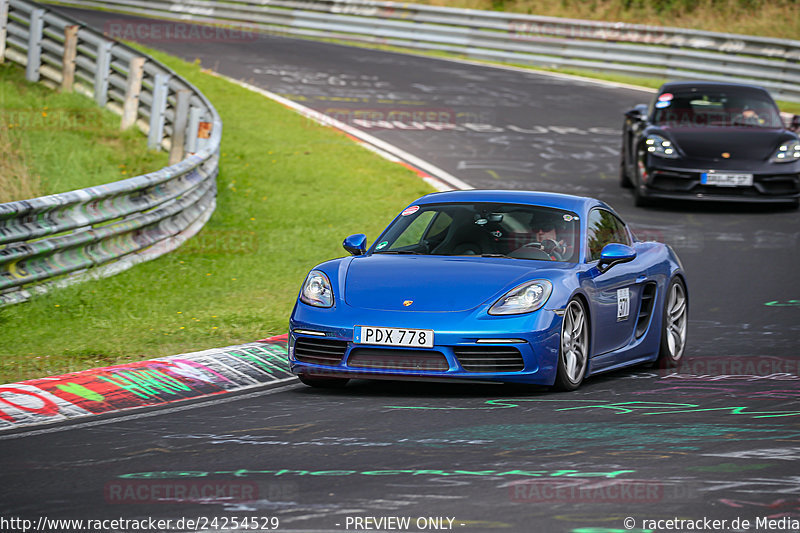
[{"xmin": 0, "ymin": 335, "xmax": 292, "ymax": 432}]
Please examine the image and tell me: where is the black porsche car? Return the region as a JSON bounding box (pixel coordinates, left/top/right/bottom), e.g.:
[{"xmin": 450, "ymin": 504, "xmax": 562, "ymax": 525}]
[{"xmin": 620, "ymin": 81, "xmax": 800, "ymax": 207}]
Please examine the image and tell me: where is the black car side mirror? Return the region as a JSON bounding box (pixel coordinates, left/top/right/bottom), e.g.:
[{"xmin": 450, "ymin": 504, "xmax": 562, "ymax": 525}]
[{"xmin": 625, "ymin": 104, "xmax": 648, "ymax": 122}]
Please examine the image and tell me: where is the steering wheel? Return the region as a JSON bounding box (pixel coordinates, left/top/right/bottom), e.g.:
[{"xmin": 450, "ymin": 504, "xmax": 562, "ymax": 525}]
[{"xmin": 522, "ymin": 240, "xmax": 564, "ymax": 260}]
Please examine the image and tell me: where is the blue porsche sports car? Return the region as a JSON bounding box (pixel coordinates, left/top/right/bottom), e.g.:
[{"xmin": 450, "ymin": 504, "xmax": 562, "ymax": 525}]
[{"xmin": 289, "ymin": 190, "xmax": 687, "ymax": 391}]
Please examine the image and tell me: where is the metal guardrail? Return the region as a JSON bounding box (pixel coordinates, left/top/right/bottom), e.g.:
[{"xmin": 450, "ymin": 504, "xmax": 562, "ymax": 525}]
[
  {"xmin": 43, "ymin": 0, "xmax": 800, "ymax": 103},
  {"xmin": 0, "ymin": 0, "xmax": 221, "ymax": 306}
]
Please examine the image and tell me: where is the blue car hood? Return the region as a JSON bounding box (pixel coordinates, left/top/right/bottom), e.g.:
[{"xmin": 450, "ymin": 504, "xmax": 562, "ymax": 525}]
[{"xmin": 344, "ymin": 254, "xmax": 545, "ymax": 312}]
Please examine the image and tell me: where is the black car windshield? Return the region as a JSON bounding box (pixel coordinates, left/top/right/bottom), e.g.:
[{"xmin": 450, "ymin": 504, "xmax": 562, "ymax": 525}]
[
  {"xmin": 653, "ymin": 87, "xmax": 782, "ymax": 129},
  {"xmin": 374, "ymin": 203, "xmax": 580, "ymax": 263}
]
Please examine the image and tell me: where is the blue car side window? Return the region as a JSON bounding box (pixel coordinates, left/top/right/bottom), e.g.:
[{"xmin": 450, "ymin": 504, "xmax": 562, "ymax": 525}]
[{"xmin": 586, "ymin": 209, "xmax": 631, "ymax": 262}]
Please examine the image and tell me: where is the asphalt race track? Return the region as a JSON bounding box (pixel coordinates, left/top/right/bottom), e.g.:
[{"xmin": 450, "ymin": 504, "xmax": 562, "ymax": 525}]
[{"xmin": 2, "ymin": 7, "xmax": 799, "ymax": 532}]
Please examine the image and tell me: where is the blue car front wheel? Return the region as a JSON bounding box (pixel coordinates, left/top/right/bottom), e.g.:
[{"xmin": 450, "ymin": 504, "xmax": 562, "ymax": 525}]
[
  {"xmin": 554, "ymin": 298, "xmax": 589, "ymax": 391},
  {"xmin": 656, "ymin": 277, "xmax": 688, "ymax": 368}
]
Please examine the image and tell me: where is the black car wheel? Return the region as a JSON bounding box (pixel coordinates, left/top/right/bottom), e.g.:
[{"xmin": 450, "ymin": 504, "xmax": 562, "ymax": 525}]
[
  {"xmin": 554, "ymin": 298, "xmax": 589, "ymax": 391},
  {"xmin": 655, "ymin": 277, "xmax": 688, "ymax": 368},
  {"xmin": 298, "ymin": 374, "xmax": 349, "ymax": 388},
  {"xmin": 633, "ymin": 146, "xmax": 653, "ymax": 207},
  {"xmin": 619, "ymin": 149, "xmax": 633, "ymax": 188}
]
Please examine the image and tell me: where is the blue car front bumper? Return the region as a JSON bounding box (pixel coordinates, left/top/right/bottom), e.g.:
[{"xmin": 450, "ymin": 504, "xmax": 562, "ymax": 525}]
[{"xmin": 288, "ymin": 305, "xmax": 563, "ymax": 385}]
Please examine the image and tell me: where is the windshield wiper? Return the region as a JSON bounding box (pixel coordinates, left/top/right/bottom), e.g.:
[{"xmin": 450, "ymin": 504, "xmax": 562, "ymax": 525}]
[
  {"xmin": 376, "ymin": 250, "xmax": 420, "ymax": 254},
  {"xmin": 481, "ymin": 253, "xmax": 510, "ymax": 258}
]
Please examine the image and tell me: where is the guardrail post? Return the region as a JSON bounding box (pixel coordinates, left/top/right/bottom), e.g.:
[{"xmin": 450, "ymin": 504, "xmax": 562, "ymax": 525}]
[
  {"xmin": 120, "ymin": 56, "xmax": 145, "ymax": 130},
  {"xmin": 94, "ymin": 40, "xmax": 113, "ymax": 106},
  {"xmin": 186, "ymin": 106, "xmax": 201, "ymax": 154},
  {"xmin": 0, "ymin": 0, "xmax": 9, "ymax": 64},
  {"xmin": 169, "ymin": 89, "xmax": 191, "ymax": 164},
  {"xmin": 148, "ymin": 73, "xmax": 170, "ymax": 150},
  {"xmin": 26, "ymin": 8, "xmax": 45, "ymax": 82},
  {"xmin": 61, "ymin": 25, "xmax": 78, "ymax": 91}
]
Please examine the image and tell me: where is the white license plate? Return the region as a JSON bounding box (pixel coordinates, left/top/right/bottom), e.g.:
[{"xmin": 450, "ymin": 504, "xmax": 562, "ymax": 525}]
[
  {"xmin": 354, "ymin": 326, "xmax": 434, "ymax": 348},
  {"xmin": 701, "ymin": 173, "xmax": 753, "ymax": 187}
]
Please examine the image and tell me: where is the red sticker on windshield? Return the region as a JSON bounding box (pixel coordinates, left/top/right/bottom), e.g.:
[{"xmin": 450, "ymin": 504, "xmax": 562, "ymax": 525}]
[
  {"xmin": 401, "ymin": 206, "xmax": 420, "ymax": 216},
  {"xmin": 658, "ymin": 93, "xmax": 674, "ymax": 102}
]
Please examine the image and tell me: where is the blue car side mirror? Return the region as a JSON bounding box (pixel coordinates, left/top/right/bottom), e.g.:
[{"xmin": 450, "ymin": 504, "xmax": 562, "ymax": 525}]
[
  {"xmin": 343, "ymin": 234, "xmax": 367, "ymax": 256},
  {"xmin": 598, "ymin": 243, "xmax": 636, "ymax": 273}
]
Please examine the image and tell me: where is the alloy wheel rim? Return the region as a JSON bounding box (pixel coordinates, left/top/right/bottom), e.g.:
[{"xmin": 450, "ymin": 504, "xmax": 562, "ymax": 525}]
[
  {"xmin": 562, "ymin": 301, "xmax": 588, "ymax": 383},
  {"xmin": 665, "ymin": 282, "xmax": 687, "ymax": 360}
]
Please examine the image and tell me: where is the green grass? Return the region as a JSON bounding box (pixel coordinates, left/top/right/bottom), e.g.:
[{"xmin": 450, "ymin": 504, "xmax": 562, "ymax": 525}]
[
  {"xmin": 0, "ymin": 51, "xmax": 432, "ymax": 383},
  {"xmin": 0, "ymin": 63, "xmax": 168, "ymax": 203}
]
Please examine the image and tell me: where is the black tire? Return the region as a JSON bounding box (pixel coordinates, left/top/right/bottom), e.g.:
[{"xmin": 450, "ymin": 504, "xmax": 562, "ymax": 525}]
[
  {"xmin": 633, "ymin": 147, "xmax": 654, "ymax": 207},
  {"xmin": 655, "ymin": 277, "xmax": 688, "ymax": 369},
  {"xmin": 619, "ymin": 149, "xmax": 633, "ymax": 188},
  {"xmin": 298, "ymin": 374, "xmax": 349, "ymax": 388},
  {"xmin": 553, "ymin": 298, "xmax": 589, "ymax": 391}
]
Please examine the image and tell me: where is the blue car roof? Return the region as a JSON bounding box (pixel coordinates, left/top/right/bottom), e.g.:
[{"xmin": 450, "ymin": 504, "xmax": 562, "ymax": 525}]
[{"xmin": 413, "ymin": 189, "xmax": 605, "ymax": 214}]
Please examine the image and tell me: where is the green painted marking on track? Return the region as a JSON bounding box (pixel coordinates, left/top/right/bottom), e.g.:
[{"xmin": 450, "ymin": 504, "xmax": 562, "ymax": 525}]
[
  {"xmin": 118, "ymin": 468, "xmax": 636, "ymax": 479},
  {"xmin": 386, "ymin": 398, "xmax": 800, "ymax": 418},
  {"xmin": 56, "ymin": 382, "xmax": 105, "ymax": 402},
  {"xmin": 98, "ymin": 368, "xmax": 191, "ymax": 399},
  {"xmin": 765, "ymin": 299, "xmax": 800, "ymax": 306}
]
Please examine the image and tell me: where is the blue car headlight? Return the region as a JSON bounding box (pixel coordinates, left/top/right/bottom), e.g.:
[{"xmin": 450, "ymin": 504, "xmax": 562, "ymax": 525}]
[
  {"xmin": 489, "ymin": 280, "xmax": 552, "ymax": 315},
  {"xmin": 770, "ymin": 140, "xmax": 800, "ymax": 163},
  {"xmin": 644, "ymin": 134, "xmax": 679, "ymax": 159},
  {"xmin": 300, "ymin": 270, "xmax": 333, "ymax": 308}
]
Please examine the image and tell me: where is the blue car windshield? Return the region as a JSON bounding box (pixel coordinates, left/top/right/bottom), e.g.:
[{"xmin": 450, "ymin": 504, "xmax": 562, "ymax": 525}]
[
  {"xmin": 653, "ymin": 87, "xmax": 782, "ymax": 129},
  {"xmin": 374, "ymin": 202, "xmax": 580, "ymax": 263}
]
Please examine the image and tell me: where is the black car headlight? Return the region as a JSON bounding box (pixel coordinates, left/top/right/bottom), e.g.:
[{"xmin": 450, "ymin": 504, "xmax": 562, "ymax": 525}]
[
  {"xmin": 489, "ymin": 280, "xmax": 552, "ymax": 315},
  {"xmin": 644, "ymin": 134, "xmax": 679, "ymax": 159},
  {"xmin": 300, "ymin": 270, "xmax": 334, "ymax": 307},
  {"xmin": 770, "ymin": 140, "xmax": 800, "ymax": 163}
]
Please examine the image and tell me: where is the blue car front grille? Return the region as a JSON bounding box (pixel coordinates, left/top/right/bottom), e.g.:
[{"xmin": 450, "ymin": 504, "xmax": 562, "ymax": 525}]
[
  {"xmin": 454, "ymin": 346, "xmax": 525, "ymax": 372},
  {"xmin": 294, "ymin": 338, "xmax": 348, "ymax": 366}
]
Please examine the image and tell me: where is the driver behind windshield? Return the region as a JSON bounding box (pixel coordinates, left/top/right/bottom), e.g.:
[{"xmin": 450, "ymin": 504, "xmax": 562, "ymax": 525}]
[{"xmin": 530, "ymin": 217, "xmax": 568, "ymax": 260}]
